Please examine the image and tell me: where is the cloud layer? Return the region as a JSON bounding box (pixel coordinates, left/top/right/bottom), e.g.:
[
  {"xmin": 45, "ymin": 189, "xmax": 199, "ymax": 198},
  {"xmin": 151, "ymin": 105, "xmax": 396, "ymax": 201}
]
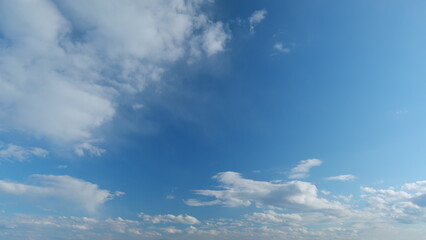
[{"xmin": 4, "ymin": 172, "xmax": 426, "ymax": 239}]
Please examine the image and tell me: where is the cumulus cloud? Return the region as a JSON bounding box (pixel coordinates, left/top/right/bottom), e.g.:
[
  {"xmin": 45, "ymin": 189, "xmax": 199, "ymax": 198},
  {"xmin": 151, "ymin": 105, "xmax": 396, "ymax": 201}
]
[
  {"xmin": 0, "ymin": 0, "xmax": 229, "ymax": 153},
  {"xmin": 403, "ymin": 180, "xmax": 426, "ymax": 193},
  {"xmin": 249, "ymin": 9, "xmax": 267, "ymax": 33},
  {"xmin": 325, "ymin": 175, "xmax": 356, "ymax": 182},
  {"xmin": 185, "ymin": 171, "xmax": 346, "ymax": 213},
  {"xmin": 0, "ymin": 144, "xmax": 48, "ymax": 161},
  {"xmin": 288, "ymin": 159, "xmax": 322, "ymax": 179},
  {"xmin": 0, "ymin": 174, "xmax": 122, "ymax": 212},
  {"xmin": 403, "ymin": 181, "xmax": 426, "ymax": 208},
  {"xmin": 360, "ymin": 181, "xmax": 426, "ymax": 223},
  {"xmin": 138, "ymin": 213, "xmax": 200, "ymax": 225}
]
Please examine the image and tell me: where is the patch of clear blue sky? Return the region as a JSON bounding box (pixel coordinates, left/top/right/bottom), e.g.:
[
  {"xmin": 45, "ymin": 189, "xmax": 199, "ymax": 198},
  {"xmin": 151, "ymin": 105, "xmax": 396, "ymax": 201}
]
[{"xmin": 4, "ymin": 0, "xmax": 426, "ymax": 220}]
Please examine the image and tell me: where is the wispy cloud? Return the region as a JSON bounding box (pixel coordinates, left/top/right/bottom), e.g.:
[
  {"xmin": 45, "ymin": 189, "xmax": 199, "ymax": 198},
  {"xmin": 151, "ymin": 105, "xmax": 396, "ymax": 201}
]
[
  {"xmin": 325, "ymin": 174, "xmax": 356, "ymax": 181},
  {"xmin": 74, "ymin": 142, "xmax": 106, "ymax": 157},
  {"xmin": 288, "ymin": 159, "xmax": 322, "ymax": 179},
  {"xmin": 249, "ymin": 9, "xmax": 267, "ymax": 33},
  {"xmin": 0, "ymin": 144, "xmax": 48, "ymax": 161}
]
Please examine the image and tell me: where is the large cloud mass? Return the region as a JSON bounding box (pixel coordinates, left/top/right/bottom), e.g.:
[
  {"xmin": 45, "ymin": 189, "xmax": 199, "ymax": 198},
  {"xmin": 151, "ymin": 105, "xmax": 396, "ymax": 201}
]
[{"xmin": 0, "ymin": 0, "xmax": 229, "ymax": 152}]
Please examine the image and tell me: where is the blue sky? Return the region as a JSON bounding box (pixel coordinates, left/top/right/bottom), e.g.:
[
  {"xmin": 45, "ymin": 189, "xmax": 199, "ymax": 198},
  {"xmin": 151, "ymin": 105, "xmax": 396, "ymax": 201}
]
[{"xmin": 1, "ymin": 0, "xmax": 426, "ymax": 239}]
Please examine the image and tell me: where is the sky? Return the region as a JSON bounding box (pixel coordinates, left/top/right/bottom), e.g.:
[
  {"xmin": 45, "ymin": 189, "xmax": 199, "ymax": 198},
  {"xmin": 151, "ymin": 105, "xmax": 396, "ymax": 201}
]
[{"xmin": 1, "ymin": 0, "xmax": 426, "ymax": 239}]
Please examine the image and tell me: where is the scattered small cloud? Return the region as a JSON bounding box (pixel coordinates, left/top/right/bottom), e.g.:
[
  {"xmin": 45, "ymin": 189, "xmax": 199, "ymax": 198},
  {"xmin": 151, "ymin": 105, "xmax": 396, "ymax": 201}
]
[
  {"xmin": 166, "ymin": 194, "xmax": 175, "ymax": 200},
  {"xmin": 273, "ymin": 42, "xmax": 292, "ymax": 53},
  {"xmin": 288, "ymin": 159, "xmax": 322, "ymax": 179},
  {"xmin": 321, "ymin": 190, "xmax": 331, "ymax": 195},
  {"xmin": 325, "ymin": 175, "xmax": 356, "ymax": 182},
  {"xmin": 132, "ymin": 104, "xmax": 144, "ymax": 111},
  {"xmin": 249, "ymin": 9, "xmax": 267, "ymax": 33}
]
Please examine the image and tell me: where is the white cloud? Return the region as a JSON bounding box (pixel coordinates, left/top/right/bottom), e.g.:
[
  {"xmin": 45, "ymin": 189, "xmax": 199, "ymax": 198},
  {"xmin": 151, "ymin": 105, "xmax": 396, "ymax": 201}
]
[
  {"xmin": 0, "ymin": 0, "xmax": 229, "ymax": 153},
  {"xmin": 161, "ymin": 226, "xmax": 183, "ymax": 234},
  {"xmin": 246, "ymin": 210, "xmax": 302, "ymax": 223},
  {"xmin": 184, "ymin": 199, "xmax": 221, "ymax": 206},
  {"xmin": 273, "ymin": 42, "xmax": 291, "ymax": 53},
  {"xmin": 74, "ymin": 142, "xmax": 106, "ymax": 157},
  {"xmin": 321, "ymin": 190, "xmax": 331, "ymax": 195},
  {"xmin": 249, "ymin": 9, "xmax": 267, "ymax": 33},
  {"xmin": 5, "ymin": 179, "xmax": 426, "ymax": 239},
  {"xmin": 185, "ymin": 171, "xmax": 346, "ymax": 213},
  {"xmin": 138, "ymin": 213, "xmax": 200, "ymax": 225},
  {"xmin": 105, "ymin": 217, "xmax": 143, "ymax": 234},
  {"xmin": 361, "ymin": 186, "xmax": 412, "ymax": 201},
  {"xmin": 360, "ymin": 181, "xmax": 426, "ymax": 223},
  {"xmin": 0, "ymin": 174, "xmax": 122, "ymax": 212},
  {"xmin": 403, "ymin": 181, "xmax": 426, "ymax": 207},
  {"xmin": 325, "ymin": 175, "xmax": 356, "ymax": 182},
  {"xmin": 0, "ymin": 144, "xmax": 48, "ymax": 161},
  {"xmin": 288, "ymin": 159, "xmax": 322, "ymax": 179},
  {"xmin": 0, "ymin": 206, "xmax": 423, "ymax": 240},
  {"xmin": 403, "ymin": 180, "xmax": 426, "ymax": 193},
  {"xmin": 202, "ymin": 22, "xmax": 230, "ymax": 56}
]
